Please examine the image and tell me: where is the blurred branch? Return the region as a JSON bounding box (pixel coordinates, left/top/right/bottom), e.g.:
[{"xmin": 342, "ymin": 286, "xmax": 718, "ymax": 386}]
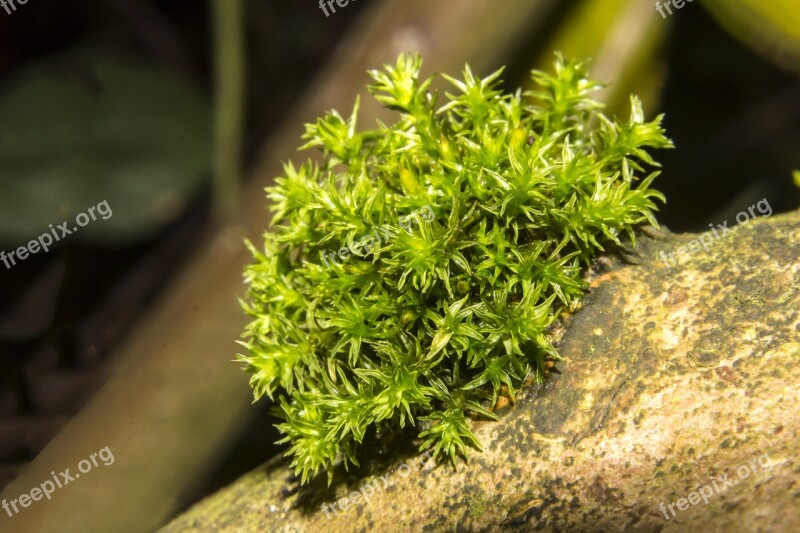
[
  {"xmin": 533, "ymin": 0, "xmax": 668, "ymax": 115},
  {"xmin": 211, "ymin": 0, "xmax": 245, "ymax": 221},
  {"xmin": 105, "ymin": 0, "xmax": 191, "ymax": 78},
  {"xmin": 703, "ymin": 0, "xmax": 800, "ymax": 74}
]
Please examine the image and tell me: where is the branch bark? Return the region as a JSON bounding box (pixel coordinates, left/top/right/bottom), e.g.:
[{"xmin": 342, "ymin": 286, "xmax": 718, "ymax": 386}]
[{"xmin": 162, "ymin": 210, "xmax": 800, "ymax": 532}]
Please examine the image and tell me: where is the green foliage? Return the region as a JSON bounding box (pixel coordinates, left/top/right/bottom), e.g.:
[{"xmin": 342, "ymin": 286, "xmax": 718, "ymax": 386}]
[
  {"xmin": 238, "ymin": 53, "xmax": 673, "ymax": 485},
  {"xmin": 0, "ymin": 47, "xmax": 210, "ymax": 244}
]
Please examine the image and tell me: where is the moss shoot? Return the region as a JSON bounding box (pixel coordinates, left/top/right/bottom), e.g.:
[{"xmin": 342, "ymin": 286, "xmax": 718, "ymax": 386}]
[{"xmin": 238, "ymin": 53, "xmax": 673, "ymax": 484}]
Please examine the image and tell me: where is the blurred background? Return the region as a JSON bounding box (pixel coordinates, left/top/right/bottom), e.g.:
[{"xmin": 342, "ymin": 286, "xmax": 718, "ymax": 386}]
[{"xmin": 0, "ymin": 0, "xmax": 798, "ymax": 531}]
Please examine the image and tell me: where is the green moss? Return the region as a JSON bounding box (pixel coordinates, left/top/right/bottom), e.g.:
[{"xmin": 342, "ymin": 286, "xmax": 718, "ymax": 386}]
[
  {"xmin": 238, "ymin": 53, "xmax": 673, "ymax": 485},
  {"xmin": 466, "ymin": 491, "xmax": 489, "ymax": 519}
]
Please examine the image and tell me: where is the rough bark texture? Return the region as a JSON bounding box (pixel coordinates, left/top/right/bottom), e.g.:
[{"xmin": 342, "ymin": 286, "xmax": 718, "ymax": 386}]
[{"xmin": 162, "ymin": 209, "xmax": 800, "ymax": 532}]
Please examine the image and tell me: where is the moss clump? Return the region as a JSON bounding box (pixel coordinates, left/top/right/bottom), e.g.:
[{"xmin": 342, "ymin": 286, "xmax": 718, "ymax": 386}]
[{"xmin": 238, "ymin": 53, "xmax": 673, "ymax": 484}]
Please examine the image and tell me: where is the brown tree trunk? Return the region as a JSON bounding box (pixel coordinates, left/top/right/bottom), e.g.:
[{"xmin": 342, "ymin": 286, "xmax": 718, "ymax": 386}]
[{"xmin": 162, "ymin": 210, "xmax": 800, "ymax": 532}]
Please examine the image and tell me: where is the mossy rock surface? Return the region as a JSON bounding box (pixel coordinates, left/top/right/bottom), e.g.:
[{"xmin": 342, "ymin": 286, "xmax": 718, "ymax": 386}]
[{"xmin": 163, "ymin": 210, "xmax": 800, "ymax": 532}]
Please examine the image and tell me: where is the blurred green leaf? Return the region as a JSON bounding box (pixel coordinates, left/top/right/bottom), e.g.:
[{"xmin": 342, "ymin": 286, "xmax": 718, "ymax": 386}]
[
  {"xmin": 703, "ymin": 0, "xmax": 800, "ymax": 73},
  {"xmin": 0, "ymin": 47, "xmax": 210, "ymax": 245},
  {"xmin": 532, "ymin": 0, "xmax": 669, "ymax": 116}
]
